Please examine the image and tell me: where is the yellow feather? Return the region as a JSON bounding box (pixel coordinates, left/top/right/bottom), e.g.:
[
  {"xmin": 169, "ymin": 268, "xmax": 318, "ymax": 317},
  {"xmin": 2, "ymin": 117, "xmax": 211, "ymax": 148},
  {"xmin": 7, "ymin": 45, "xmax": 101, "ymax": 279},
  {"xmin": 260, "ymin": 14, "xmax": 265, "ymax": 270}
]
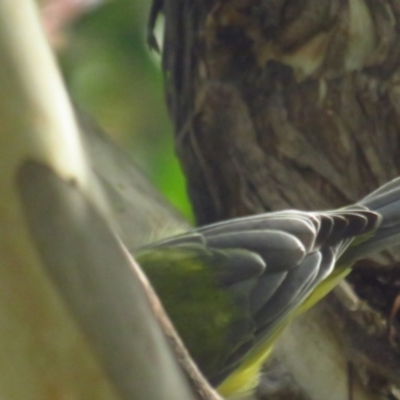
[{"xmin": 217, "ymin": 264, "xmax": 351, "ymax": 398}]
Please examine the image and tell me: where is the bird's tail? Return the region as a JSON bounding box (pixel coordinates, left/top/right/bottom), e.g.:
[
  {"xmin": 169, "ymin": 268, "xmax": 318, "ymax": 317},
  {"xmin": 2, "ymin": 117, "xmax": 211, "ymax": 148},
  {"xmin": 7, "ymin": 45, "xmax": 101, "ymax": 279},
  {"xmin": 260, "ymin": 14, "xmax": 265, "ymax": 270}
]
[{"xmin": 342, "ymin": 177, "xmax": 400, "ymax": 263}]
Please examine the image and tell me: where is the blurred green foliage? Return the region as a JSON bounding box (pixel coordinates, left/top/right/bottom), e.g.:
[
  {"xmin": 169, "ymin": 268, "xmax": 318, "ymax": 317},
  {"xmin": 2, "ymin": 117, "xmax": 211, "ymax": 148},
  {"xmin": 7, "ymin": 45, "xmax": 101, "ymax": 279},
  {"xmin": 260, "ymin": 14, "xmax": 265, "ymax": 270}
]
[{"xmin": 59, "ymin": 0, "xmax": 193, "ymax": 221}]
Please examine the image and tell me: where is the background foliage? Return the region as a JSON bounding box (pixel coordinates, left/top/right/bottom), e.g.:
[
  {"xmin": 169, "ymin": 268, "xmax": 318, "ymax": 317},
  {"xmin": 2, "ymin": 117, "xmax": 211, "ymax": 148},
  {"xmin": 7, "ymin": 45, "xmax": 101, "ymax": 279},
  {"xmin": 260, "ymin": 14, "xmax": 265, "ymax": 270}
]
[{"xmin": 54, "ymin": 0, "xmax": 193, "ymax": 221}]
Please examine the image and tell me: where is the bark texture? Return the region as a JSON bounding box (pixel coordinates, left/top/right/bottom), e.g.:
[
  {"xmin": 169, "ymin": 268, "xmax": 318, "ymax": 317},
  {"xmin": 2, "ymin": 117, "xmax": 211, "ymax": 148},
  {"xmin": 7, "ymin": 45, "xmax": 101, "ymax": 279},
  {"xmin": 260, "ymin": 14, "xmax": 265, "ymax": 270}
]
[{"xmin": 149, "ymin": 0, "xmax": 400, "ymax": 398}]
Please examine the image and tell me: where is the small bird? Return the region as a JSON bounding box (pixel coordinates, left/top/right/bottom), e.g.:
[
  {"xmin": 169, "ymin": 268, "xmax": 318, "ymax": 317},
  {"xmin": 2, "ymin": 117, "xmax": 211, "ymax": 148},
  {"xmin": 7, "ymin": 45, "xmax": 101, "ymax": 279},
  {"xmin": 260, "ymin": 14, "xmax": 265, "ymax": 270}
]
[{"xmin": 136, "ymin": 178, "xmax": 400, "ymax": 399}]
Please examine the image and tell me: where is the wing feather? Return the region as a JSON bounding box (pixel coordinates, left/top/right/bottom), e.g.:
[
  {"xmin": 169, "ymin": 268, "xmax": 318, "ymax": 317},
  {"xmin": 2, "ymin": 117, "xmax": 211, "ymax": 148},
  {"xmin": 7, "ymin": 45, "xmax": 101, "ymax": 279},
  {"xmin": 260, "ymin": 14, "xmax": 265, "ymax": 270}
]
[{"xmin": 136, "ymin": 208, "xmax": 381, "ymax": 387}]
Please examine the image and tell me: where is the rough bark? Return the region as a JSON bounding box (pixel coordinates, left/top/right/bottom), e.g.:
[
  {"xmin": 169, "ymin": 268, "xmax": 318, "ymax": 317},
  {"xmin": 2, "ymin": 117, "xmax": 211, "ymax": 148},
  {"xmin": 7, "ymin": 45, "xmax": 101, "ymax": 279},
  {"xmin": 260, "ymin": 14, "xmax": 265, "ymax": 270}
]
[{"xmin": 150, "ymin": 0, "xmax": 400, "ymax": 398}]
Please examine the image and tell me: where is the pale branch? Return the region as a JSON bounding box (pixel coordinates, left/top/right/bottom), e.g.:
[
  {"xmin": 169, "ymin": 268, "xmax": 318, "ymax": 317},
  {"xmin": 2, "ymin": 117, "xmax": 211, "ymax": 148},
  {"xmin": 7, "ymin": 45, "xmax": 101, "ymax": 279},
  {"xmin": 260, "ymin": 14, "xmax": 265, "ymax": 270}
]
[{"xmin": 0, "ymin": 1, "xmax": 210, "ymax": 399}]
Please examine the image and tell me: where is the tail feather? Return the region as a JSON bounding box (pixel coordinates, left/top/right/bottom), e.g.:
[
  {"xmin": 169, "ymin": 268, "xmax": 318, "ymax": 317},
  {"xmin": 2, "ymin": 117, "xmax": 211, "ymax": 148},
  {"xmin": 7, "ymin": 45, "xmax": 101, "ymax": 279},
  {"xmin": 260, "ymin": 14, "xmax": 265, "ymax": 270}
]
[
  {"xmin": 342, "ymin": 177, "xmax": 400, "ymax": 263},
  {"xmin": 361, "ymin": 177, "xmax": 400, "ymax": 204}
]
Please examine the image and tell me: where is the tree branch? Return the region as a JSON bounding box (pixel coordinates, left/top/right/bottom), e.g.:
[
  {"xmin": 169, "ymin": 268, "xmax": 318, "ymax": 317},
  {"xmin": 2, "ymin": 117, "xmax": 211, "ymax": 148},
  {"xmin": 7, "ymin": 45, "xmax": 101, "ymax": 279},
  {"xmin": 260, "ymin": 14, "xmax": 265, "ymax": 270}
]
[{"xmin": 0, "ymin": 1, "xmax": 206, "ymax": 399}]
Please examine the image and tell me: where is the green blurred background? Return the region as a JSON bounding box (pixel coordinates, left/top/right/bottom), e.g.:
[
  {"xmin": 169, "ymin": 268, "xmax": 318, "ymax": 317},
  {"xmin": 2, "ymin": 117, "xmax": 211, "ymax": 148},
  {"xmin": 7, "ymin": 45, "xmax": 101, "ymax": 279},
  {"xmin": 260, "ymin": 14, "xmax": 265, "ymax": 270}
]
[{"xmin": 53, "ymin": 0, "xmax": 193, "ymax": 221}]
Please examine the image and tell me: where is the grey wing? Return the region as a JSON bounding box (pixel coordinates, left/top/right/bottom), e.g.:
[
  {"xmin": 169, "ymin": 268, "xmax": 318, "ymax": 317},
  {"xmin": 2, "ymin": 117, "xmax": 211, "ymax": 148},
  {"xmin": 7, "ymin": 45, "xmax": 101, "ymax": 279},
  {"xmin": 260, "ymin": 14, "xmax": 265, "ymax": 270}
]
[
  {"xmin": 140, "ymin": 209, "xmax": 380, "ymax": 385},
  {"xmin": 195, "ymin": 210, "xmax": 380, "ymax": 384},
  {"xmin": 200, "ymin": 212, "xmax": 324, "ymax": 383}
]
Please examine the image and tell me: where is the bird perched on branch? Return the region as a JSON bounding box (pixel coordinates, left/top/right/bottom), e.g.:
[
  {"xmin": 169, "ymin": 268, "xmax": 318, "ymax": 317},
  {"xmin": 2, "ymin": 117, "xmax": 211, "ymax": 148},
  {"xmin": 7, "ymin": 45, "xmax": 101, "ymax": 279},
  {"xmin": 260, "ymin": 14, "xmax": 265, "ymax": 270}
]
[{"xmin": 136, "ymin": 178, "xmax": 400, "ymax": 399}]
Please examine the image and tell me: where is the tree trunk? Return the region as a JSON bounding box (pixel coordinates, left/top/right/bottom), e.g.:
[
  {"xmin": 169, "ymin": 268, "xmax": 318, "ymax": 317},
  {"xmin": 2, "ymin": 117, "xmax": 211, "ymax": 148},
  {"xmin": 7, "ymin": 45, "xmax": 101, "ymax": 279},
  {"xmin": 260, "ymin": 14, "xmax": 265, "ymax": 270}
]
[{"xmin": 151, "ymin": 1, "xmax": 400, "ymax": 398}]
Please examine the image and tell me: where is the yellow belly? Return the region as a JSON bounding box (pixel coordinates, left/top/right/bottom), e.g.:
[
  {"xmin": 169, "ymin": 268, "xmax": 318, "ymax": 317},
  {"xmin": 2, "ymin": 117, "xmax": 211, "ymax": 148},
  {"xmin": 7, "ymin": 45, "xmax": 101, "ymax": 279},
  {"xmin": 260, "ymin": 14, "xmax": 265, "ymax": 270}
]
[{"xmin": 216, "ymin": 266, "xmax": 351, "ymax": 398}]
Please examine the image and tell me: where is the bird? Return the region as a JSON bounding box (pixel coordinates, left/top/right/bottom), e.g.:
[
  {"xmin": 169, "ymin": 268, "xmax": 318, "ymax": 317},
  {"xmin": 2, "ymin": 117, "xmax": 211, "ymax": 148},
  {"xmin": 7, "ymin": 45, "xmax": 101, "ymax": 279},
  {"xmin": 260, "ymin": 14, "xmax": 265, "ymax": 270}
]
[{"xmin": 135, "ymin": 177, "xmax": 400, "ymax": 399}]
